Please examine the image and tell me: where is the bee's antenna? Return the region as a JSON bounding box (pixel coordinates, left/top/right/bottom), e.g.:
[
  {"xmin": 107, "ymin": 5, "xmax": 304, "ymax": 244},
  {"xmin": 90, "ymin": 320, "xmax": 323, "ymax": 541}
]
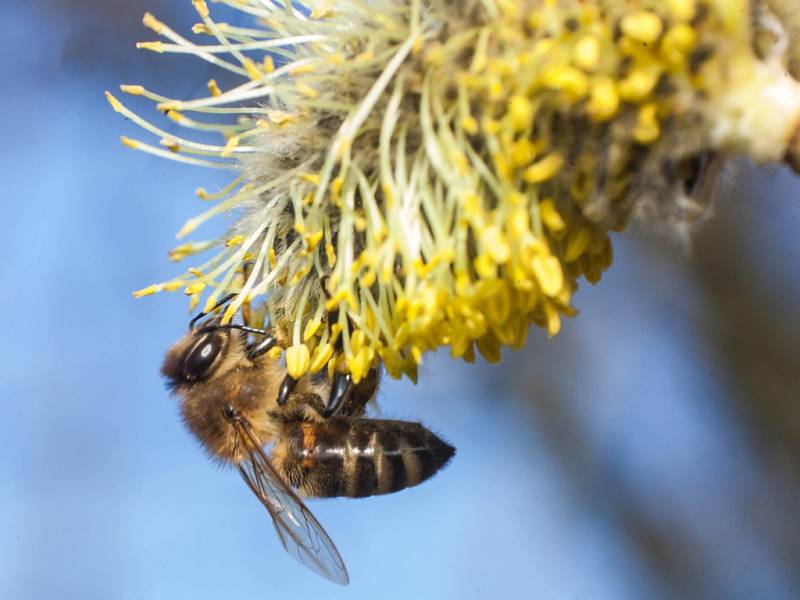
[
  {"xmin": 198, "ymin": 323, "xmax": 270, "ymax": 336},
  {"xmin": 189, "ymin": 293, "xmax": 237, "ymax": 329}
]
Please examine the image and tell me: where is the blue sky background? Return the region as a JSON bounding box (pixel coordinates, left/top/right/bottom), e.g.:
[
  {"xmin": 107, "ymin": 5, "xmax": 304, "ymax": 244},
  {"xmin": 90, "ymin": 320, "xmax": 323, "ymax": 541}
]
[{"xmin": 2, "ymin": 2, "xmax": 800, "ymax": 599}]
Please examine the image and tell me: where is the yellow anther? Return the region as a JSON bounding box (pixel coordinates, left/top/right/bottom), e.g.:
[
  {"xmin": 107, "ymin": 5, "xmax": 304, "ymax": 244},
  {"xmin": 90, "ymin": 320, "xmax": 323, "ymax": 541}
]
[
  {"xmin": 142, "ymin": 13, "xmax": 165, "ymax": 33},
  {"xmin": 160, "ymin": 138, "xmax": 180, "ymax": 153},
  {"xmin": 349, "ymin": 347, "xmax": 374, "ymax": 383},
  {"xmin": 242, "ymin": 57, "xmax": 262, "ymax": 81},
  {"xmin": 508, "ymin": 95, "xmax": 534, "ymax": 131},
  {"xmin": 303, "ymin": 319, "xmax": 322, "ymax": 342},
  {"xmin": 184, "ymin": 282, "xmax": 206, "ymax": 296},
  {"xmin": 474, "ymin": 253, "xmax": 497, "ymax": 280},
  {"xmin": 460, "ymin": 115, "xmax": 479, "ymax": 135},
  {"xmin": 508, "ymin": 208, "xmax": 530, "ymax": 241},
  {"xmin": 483, "ymin": 226, "xmax": 511, "ymax": 264},
  {"xmin": 633, "ymin": 103, "xmax": 660, "ymax": 144},
  {"xmin": 587, "ymin": 77, "xmax": 619, "ymax": 122},
  {"xmin": 298, "ymin": 172, "xmax": 320, "ymax": 185},
  {"xmin": 618, "ymin": 65, "xmax": 662, "ymax": 102},
  {"xmin": 201, "ymin": 296, "xmax": 218, "ymax": 313},
  {"xmin": 104, "ymin": 91, "xmax": 124, "ymax": 113},
  {"xmin": 510, "ymin": 139, "xmax": 536, "ymax": 168},
  {"xmin": 661, "ymin": 24, "xmax": 697, "ymax": 66},
  {"xmin": 133, "ymin": 284, "xmax": 160, "ymax": 298},
  {"xmin": 482, "ymin": 118, "xmax": 501, "ymax": 135},
  {"xmin": 222, "ymin": 303, "xmax": 238, "ymax": 324},
  {"xmin": 531, "ymin": 255, "xmax": 564, "ymax": 297},
  {"xmin": 488, "ymin": 79, "xmax": 504, "ymax": 101},
  {"xmin": 324, "ymin": 288, "xmax": 350, "ymax": 311},
  {"xmin": 207, "ymin": 79, "xmax": 221, "ymax": 96},
  {"xmin": 565, "ymin": 228, "xmax": 593, "ymax": 262},
  {"xmin": 523, "ymin": 152, "xmax": 564, "ymax": 184},
  {"xmin": 476, "ymin": 334, "xmax": 502, "ymax": 364},
  {"xmin": 304, "ymin": 231, "xmax": 323, "ymax": 252},
  {"xmin": 324, "ymin": 243, "xmax": 337, "ymax": 268},
  {"xmin": 136, "ymin": 41, "xmax": 164, "ymax": 53},
  {"xmin": 505, "ymin": 191, "xmax": 526, "ymax": 206},
  {"xmin": 289, "ymin": 64, "xmax": 315, "ymax": 76},
  {"xmin": 192, "ymin": 0, "xmax": 210, "ymax": 18},
  {"xmin": 361, "ymin": 270, "xmax": 376, "ymax": 287},
  {"xmin": 267, "ymin": 346, "xmax": 283, "ymax": 360},
  {"xmin": 668, "ymin": 0, "xmax": 696, "ymax": 22},
  {"xmin": 544, "ymin": 303, "xmax": 561, "ymax": 337},
  {"xmin": 620, "ymin": 11, "xmax": 663, "ymax": 44},
  {"xmin": 350, "ymin": 330, "xmax": 366, "ymax": 354},
  {"xmin": 540, "ymin": 199, "xmax": 566, "ymax": 233},
  {"xmin": 486, "ymin": 281, "xmax": 511, "ymax": 325},
  {"xmin": 492, "ymin": 153, "xmax": 511, "ymax": 182},
  {"xmin": 290, "ymin": 265, "xmax": 311, "ymax": 285},
  {"xmin": 286, "ymin": 344, "xmax": 311, "ymax": 379},
  {"xmin": 164, "ymin": 281, "xmax": 184, "ymax": 292},
  {"xmin": 574, "ymin": 36, "xmax": 600, "ymax": 72},
  {"xmin": 267, "ymin": 110, "xmax": 294, "ymax": 125},
  {"xmin": 225, "ymin": 235, "xmax": 244, "ymax": 247},
  {"xmin": 296, "ymin": 81, "xmax": 319, "ymax": 99},
  {"xmin": 120, "ymin": 85, "xmax": 144, "ymax": 95},
  {"xmin": 262, "ymin": 55, "xmax": 275, "ymax": 73},
  {"xmin": 221, "ymin": 136, "xmax": 239, "ymax": 157},
  {"xmin": 309, "ymin": 343, "xmax": 333, "ymax": 373},
  {"xmin": 542, "ymin": 66, "xmax": 589, "ymax": 100}
]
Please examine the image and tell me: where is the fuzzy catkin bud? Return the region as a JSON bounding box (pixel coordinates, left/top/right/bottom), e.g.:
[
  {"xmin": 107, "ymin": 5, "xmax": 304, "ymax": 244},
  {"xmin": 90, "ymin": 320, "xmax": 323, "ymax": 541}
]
[{"xmin": 113, "ymin": 0, "xmax": 800, "ymax": 382}]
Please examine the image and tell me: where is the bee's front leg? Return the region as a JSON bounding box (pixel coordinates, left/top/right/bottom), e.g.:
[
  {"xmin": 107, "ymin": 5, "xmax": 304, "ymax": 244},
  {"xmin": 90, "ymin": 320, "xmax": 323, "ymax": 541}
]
[{"xmin": 245, "ymin": 333, "xmax": 278, "ymax": 360}]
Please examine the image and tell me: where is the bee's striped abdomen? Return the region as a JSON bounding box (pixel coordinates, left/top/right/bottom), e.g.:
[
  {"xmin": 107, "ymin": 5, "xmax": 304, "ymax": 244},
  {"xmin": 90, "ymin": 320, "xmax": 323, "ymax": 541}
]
[{"xmin": 278, "ymin": 418, "xmax": 455, "ymax": 498}]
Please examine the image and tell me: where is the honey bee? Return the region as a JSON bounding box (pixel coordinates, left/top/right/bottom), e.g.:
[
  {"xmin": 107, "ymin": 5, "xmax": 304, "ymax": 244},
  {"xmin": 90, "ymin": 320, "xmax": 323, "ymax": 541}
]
[{"xmin": 161, "ymin": 304, "xmax": 455, "ymax": 585}]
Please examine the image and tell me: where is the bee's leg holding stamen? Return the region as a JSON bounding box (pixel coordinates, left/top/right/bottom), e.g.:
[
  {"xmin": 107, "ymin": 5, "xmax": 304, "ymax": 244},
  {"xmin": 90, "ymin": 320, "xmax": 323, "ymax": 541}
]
[
  {"xmin": 278, "ymin": 374, "xmax": 299, "ymax": 406},
  {"xmin": 246, "ymin": 333, "xmax": 277, "ymax": 360},
  {"xmin": 323, "ymin": 372, "xmax": 352, "ymax": 417}
]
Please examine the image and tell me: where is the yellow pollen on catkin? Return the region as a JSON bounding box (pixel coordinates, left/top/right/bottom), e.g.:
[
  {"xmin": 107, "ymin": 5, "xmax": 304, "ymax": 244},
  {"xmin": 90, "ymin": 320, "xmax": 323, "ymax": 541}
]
[{"xmin": 116, "ymin": 0, "xmax": 800, "ymax": 382}]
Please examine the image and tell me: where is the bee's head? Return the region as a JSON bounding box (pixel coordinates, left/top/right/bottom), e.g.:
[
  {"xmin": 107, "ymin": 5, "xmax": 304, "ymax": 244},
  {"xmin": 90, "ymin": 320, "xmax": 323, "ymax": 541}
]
[{"xmin": 161, "ymin": 323, "xmax": 230, "ymax": 389}]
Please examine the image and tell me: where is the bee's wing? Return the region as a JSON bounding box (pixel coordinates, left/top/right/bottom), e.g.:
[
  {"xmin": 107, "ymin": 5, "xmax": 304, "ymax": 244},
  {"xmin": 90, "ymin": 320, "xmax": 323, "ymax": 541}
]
[{"xmin": 232, "ymin": 417, "xmax": 349, "ymax": 586}]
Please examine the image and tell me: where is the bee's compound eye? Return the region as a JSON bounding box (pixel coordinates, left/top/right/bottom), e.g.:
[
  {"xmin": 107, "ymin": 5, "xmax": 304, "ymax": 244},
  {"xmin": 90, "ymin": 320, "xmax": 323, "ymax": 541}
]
[{"xmin": 183, "ymin": 334, "xmax": 221, "ymax": 380}]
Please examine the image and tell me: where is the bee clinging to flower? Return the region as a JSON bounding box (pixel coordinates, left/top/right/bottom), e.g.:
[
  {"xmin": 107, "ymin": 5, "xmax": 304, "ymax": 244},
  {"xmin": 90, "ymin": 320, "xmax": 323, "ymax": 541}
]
[
  {"xmin": 109, "ymin": 0, "xmax": 800, "ymax": 383},
  {"xmin": 161, "ymin": 297, "xmax": 455, "ymax": 584}
]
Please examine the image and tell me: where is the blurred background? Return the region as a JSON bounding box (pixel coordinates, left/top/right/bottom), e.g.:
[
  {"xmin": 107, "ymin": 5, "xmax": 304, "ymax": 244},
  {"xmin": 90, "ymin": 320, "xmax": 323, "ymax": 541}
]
[{"xmin": 2, "ymin": 2, "xmax": 800, "ymax": 599}]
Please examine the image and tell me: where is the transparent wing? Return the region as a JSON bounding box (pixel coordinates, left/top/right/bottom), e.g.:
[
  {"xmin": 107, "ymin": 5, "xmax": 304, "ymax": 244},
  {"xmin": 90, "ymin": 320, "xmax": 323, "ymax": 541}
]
[{"xmin": 231, "ymin": 417, "xmax": 349, "ymax": 585}]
